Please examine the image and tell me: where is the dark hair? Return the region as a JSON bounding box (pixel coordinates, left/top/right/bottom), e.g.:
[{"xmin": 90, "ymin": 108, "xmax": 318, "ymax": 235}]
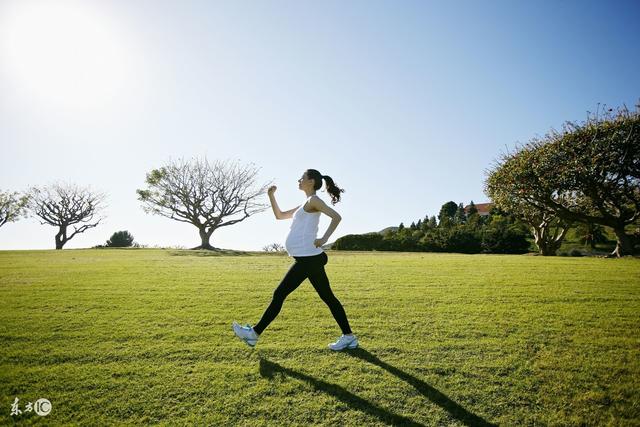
[{"xmin": 305, "ymin": 169, "xmax": 345, "ymax": 205}]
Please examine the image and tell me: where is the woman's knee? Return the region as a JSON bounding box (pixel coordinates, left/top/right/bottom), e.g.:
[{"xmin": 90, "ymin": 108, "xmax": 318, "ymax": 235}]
[{"xmin": 317, "ymin": 290, "xmax": 340, "ymax": 305}]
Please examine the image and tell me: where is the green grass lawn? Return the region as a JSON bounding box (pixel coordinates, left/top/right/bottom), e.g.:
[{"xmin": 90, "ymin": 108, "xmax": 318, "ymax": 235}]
[{"xmin": 1, "ymin": 249, "xmax": 638, "ymax": 426}]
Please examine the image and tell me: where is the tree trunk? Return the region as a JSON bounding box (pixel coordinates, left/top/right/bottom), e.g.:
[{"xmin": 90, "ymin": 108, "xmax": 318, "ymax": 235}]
[
  {"xmin": 537, "ymin": 240, "xmax": 561, "ymax": 256},
  {"xmin": 193, "ymin": 227, "xmax": 217, "ymax": 250},
  {"xmin": 531, "ymin": 221, "xmax": 567, "ymax": 256},
  {"xmin": 55, "ymin": 226, "xmax": 67, "ymax": 250},
  {"xmin": 610, "ymin": 227, "xmax": 634, "ymax": 257},
  {"xmin": 533, "ymin": 227, "xmax": 549, "ymax": 255}
]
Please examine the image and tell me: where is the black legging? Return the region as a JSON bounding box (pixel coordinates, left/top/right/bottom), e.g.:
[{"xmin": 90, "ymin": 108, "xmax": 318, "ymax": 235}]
[{"xmin": 253, "ymin": 251, "xmax": 352, "ymax": 335}]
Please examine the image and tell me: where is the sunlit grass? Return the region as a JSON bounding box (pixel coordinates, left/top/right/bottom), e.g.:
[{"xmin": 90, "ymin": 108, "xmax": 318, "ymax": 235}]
[{"xmin": 1, "ymin": 249, "xmax": 638, "ymax": 425}]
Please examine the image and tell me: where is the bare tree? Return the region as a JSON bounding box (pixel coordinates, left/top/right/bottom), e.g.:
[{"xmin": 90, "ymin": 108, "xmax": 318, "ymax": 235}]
[
  {"xmin": 0, "ymin": 190, "xmax": 29, "ymax": 228},
  {"xmin": 28, "ymin": 183, "xmax": 106, "ymax": 249},
  {"xmin": 136, "ymin": 157, "xmax": 271, "ymax": 250},
  {"xmin": 262, "ymin": 242, "xmax": 285, "ymax": 252}
]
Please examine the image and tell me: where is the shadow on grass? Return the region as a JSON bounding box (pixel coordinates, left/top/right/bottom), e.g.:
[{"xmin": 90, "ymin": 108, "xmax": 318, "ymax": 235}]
[
  {"xmin": 258, "ymin": 355, "xmax": 423, "ymax": 426},
  {"xmin": 343, "ymin": 348, "xmax": 497, "ymax": 426},
  {"xmin": 258, "ymin": 349, "xmax": 496, "ymax": 426}
]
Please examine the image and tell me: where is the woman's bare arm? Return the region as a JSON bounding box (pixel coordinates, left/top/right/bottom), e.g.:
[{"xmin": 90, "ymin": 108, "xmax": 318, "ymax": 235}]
[
  {"xmin": 278, "ymin": 206, "xmax": 300, "ymax": 220},
  {"xmin": 268, "ymin": 185, "xmax": 299, "ymax": 220},
  {"xmin": 308, "ymin": 196, "xmax": 342, "ymax": 246}
]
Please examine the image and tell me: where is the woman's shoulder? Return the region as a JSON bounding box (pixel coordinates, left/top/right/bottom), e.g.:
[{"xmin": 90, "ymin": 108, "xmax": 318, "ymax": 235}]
[
  {"xmin": 305, "ymin": 195, "xmax": 325, "ymax": 213},
  {"xmin": 307, "ymin": 194, "xmax": 325, "ymax": 206}
]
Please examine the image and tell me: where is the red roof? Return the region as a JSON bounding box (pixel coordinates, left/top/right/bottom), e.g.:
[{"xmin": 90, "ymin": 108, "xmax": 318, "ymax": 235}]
[{"xmin": 464, "ymin": 202, "xmax": 492, "ymax": 214}]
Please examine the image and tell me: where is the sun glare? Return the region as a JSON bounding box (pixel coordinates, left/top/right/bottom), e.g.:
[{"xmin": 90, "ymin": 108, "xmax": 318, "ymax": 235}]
[{"xmin": 0, "ymin": 1, "xmax": 131, "ymax": 112}]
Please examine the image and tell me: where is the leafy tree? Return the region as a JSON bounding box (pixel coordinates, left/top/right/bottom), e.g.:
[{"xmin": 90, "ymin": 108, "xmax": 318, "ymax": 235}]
[
  {"xmin": 0, "ymin": 190, "xmax": 29, "ymax": 228},
  {"xmin": 542, "ymin": 105, "xmax": 639, "ymax": 256},
  {"xmin": 106, "ymin": 230, "xmax": 135, "ymax": 247},
  {"xmin": 454, "ymin": 202, "xmax": 467, "ymax": 225},
  {"xmin": 487, "ymin": 104, "xmax": 639, "ymax": 257},
  {"xmin": 438, "ymin": 201, "xmax": 458, "ymax": 228},
  {"xmin": 28, "ymin": 183, "xmax": 105, "ymax": 249},
  {"xmin": 137, "ymin": 157, "xmax": 270, "ymax": 250},
  {"xmin": 485, "ymin": 131, "xmax": 575, "ymax": 255}
]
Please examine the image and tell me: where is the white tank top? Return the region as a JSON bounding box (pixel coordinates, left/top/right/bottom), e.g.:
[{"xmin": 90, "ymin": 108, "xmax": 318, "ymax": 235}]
[{"xmin": 284, "ymin": 195, "xmax": 324, "ymax": 257}]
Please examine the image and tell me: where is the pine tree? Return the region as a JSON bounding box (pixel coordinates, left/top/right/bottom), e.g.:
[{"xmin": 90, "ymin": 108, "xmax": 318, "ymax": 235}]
[
  {"xmin": 454, "ymin": 202, "xmax": 467, "ymax": 225},
  {"xmin": 467, "ymin": 201, "xmax": 479, "ymax": 216}
]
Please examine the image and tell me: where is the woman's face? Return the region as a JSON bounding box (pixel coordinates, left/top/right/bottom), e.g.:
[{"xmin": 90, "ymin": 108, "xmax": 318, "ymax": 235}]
[{"xmin": 298, "ymin": 172, "xmax": 314, "ymax": 191}]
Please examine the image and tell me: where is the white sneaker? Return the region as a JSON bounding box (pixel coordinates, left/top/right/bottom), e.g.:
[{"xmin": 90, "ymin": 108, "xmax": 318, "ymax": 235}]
[
  {"xmin": 328, "ymin": 334, "xmax": 358, "ymax": 351},
  {"xmin": 232, "ymin": 321, "xmax": 259, "ymax": 347}
]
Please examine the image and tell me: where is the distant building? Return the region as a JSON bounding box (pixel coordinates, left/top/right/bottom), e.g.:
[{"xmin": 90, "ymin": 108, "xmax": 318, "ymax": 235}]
[{"xmin": 464, "ymin": 202, "xmax": 493, "ymax": 217}]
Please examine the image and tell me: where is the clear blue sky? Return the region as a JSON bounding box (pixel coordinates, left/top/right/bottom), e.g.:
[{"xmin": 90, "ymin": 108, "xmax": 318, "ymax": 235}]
[{"xmin": 1, "ymin": 0, "xmax": 639, "ymax": 250}]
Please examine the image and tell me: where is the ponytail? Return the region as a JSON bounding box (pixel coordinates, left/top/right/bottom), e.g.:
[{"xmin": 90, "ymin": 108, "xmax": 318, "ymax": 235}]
[
  {"xmin": 321, "ymin": 175, "xmax": 345, "ymax": 205},
  {"xmin": 305, "ymin": 169, "xmax": 345, "ymax": 205}
]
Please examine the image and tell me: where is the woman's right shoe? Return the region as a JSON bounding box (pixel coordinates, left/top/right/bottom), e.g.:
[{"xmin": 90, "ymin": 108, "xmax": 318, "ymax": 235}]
[
  {"xmin": 232, "ymin": 321, "xmax": 259, "ymax": 347},
  {"xmin": 328, "ymin": 334, "xmax": 358, "ymax": 351}
]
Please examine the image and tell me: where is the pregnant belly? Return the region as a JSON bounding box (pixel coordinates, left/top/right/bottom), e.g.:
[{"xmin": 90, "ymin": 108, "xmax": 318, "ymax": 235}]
[{"xmin": 285, "ymin": 231, "xmax": 316, "ymax": 250}]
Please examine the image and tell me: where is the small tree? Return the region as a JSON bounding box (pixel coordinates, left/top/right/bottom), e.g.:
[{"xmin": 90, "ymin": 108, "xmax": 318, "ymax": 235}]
[
  {"xmin": 0, "ymin": 190, "xmax": 29, "ymax": 228},
  {"xmin": 263, "ymin": 242, "xmax": 285, "ymax": 252},
  {"xmin": 137, "ymin": 157, "xmax": 271, "ymax": 250},
  {"xmin": 106, "ymin": 231, "xmax": 135, "ymax": 247},
  {"xmin": 28, "ymin": 183, "xmax": 105, "ymax": 249}
]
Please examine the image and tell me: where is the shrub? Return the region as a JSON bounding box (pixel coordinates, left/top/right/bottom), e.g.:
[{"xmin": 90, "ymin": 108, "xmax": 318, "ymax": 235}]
[
  {"xmin": 333, "ymin": 233, "xmax": 383, "ymax": 250},
  {"xmin": 481, "ymin": 225, "xmax": 530, "ymax": 254},
  {"xmin": 106, "ymin": 230, "xmax": 135, "ymax": 247},
  {"xmin": 570, "ymin": 249, "xmax": 584, "ymax": 257}
]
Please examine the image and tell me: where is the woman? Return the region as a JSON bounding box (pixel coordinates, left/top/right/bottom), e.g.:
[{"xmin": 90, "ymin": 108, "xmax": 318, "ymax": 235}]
[{"xmin": 232, "ymin": 169, "xmax": 358, "ymax": 351}]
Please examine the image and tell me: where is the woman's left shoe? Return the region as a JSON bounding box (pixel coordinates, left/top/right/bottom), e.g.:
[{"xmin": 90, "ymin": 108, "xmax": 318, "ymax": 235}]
[
  {"xmin": 328, "ymin": 334, "xmax": 358, "ymax": 351},
  {"xmin": 232, "ymin": 321, "xmax": 259, "ymax": 347}
]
